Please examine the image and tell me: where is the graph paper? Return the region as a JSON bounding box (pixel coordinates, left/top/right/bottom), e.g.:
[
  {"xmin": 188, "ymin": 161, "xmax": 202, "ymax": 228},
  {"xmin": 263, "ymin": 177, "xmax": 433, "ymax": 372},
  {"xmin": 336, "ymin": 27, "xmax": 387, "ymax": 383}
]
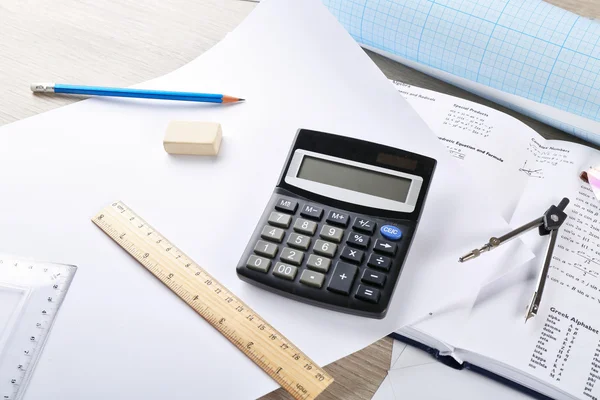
[{"xmin": 322, "ymin": 0, "xmax": 600, "ymax": 143}]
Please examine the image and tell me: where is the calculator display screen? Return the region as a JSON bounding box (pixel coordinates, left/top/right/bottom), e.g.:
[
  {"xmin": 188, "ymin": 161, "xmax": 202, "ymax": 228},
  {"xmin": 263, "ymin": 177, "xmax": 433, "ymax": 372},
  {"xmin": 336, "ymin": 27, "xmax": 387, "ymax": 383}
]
[{"xmin": 297, "ymin": 156, "xmax": 412, "ymax": 202}]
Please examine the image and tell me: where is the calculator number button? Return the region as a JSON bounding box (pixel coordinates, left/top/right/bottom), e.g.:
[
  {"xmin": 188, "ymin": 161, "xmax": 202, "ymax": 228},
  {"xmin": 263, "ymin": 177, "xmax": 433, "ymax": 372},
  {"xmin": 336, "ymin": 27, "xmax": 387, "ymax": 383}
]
[
  {"xmin": 374, "ymin": 239, "xmax": 397, "ymax": 256},
  {"xmin": 293, "ymin": 218, "xmax": 317, "ymax": 235},
  {"xmin": 261, "ymin": 226, "xmax": 285, "ymax": 243},
  {"xmin": 300, "ymin": 204, "xmax": 324, "ymax": 220},
  {"xmin": 319, "ymin": 225, "xmax": 344, "ymax": 243},
  {"xmin": 355, "ymin": 285, "xmax": 381, "ymax": 303},
  {"xmin": 340, "ymin": 246, "xmax": 364, "ymax": 264},
  {"xmin": 353, "ymin": 218, "xmax": 376, "ymax": 234},
  {"xmin": 327, "ymin": 262, "xmax": 357, "ymax": 295},
  {"xmin": 313, "ymin": 239, "xmax": 337, "ymax": 258},
  {"xmin": 280, "ymin": 247, "xmax": 304, "ymax": 266},
  {"xmin": 367, "ymin": 254, "xmax": 392, "ymax": 271},
  {"xmin": 326, "ymin": 211, "xmax": 349, "ymax": 227},
  {"xmin": 299, "ymin": 270, "xmax": 325, "ymax": 288},
  {"xmin": 275, "ymin": 198, "xmax": 298, "ymax": 213},
  {"xmin": 268, "ymin": 212, "xmax": 291, "ymax": 228},
  {"xmin": 306, "ymin": 254, "xmax": 331, "ymax": 273},
  {"xmin": 273, "ymin": 262, "xmax": 298, "ymax": 281},
  {"xmin": 246, "ymin": 255, "xmax": 272, "ymax": 273},
  {"xmin": 254, "ymin": 240, "xmax": 278, "ymax": 258},
  {"xmin": 361, "ymin": 269, "xmax": 386, "ymax": 287},
  {"xmin": 346, "ymin": 232, "xmax": 370, "ymax": 249},
  {"xmin": 287, "ymin": 233, "xmax": 311, "ymax": 250}
]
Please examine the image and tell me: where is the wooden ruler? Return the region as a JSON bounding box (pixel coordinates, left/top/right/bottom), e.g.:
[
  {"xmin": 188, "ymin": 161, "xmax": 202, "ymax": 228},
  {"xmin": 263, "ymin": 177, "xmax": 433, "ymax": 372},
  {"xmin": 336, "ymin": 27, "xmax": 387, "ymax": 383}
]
[{"xmin": 92, "ymin": 201, "xmax": 333, "ymax": 400}]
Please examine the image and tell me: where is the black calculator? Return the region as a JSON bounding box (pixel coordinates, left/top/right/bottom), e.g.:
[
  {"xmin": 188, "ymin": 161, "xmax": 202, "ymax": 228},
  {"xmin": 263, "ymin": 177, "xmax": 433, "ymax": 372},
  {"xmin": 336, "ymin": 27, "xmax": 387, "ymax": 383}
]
[{"xmin": 236, "ymin": 129, "xmax": 436, "ymax": 318}]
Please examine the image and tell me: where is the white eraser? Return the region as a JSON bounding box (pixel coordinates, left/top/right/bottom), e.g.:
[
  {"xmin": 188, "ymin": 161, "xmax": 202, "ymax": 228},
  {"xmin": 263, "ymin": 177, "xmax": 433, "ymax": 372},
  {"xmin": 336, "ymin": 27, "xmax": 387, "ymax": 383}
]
[{"xmin": 163, "ymin": 121, "xmax": 222, "ymax": 156}]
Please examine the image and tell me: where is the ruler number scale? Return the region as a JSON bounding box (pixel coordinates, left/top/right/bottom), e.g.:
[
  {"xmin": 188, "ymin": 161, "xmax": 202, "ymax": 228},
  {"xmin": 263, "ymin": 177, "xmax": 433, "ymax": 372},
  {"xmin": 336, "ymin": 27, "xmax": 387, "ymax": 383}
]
[
  {"xmin": 92, "ymin": 201, "xmax": 333, "ymax": 400},
  {"xmin": 0, "ymin": 258, "xmax": 76, "ymax": 400}
]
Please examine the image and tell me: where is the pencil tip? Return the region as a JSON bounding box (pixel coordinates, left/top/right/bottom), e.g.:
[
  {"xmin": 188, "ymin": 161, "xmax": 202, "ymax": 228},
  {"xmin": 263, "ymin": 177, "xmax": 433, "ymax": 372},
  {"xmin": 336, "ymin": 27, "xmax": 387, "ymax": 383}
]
[{"xmin": 222, "ymin": 95, "xmax": 245, "ymax": 104}]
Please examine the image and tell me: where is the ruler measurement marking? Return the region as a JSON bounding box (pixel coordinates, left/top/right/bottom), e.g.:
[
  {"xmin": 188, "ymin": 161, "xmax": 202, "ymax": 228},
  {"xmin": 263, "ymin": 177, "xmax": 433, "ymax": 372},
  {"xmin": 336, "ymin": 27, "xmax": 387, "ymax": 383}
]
[
  {"xmin": 0, "ymin": 259, "xmax": 76, "ymax": 400},
  {"xmin": 92, "ymin": 202, "xmax": 332, "ymax": 400}
]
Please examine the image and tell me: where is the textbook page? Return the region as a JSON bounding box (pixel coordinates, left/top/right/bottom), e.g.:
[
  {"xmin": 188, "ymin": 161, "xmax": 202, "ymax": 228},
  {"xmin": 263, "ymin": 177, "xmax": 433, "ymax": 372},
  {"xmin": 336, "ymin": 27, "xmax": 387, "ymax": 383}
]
[
  {"xmin": 392, "ymin": 80, "xmax": 579, "ymax": 222},
  {"xmin": 392, "ymin": 82, "xmax": 583, "ymax": 350},
  {"xmin": 456, "ymin": 141, "xmax": 600, "ymax": 400}
]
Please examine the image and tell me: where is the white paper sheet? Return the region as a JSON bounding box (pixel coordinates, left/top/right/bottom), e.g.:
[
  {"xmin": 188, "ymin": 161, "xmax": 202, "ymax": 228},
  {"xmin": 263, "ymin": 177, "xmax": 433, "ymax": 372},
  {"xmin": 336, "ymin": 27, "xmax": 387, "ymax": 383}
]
[
  {"xmin": 0, "ymin": 0, "xmax": 529, "ymax": 399},
  {"xmin": 390, "ymin": 340, "xmax": 407, "ymax": 368}
]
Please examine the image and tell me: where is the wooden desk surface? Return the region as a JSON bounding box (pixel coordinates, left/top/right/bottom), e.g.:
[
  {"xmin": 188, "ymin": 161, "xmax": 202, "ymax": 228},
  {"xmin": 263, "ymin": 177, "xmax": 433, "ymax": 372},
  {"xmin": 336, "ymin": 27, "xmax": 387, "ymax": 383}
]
[{"xmin": 1, "ymin": 1, "xmax": 598, "ymax": 399}]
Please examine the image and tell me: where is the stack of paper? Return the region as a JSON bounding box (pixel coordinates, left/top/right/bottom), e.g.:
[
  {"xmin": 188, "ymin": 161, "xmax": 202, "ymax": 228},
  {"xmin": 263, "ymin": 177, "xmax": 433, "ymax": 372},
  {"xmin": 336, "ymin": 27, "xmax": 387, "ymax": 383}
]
[{"xmin": 0, "ymin": 0, "xmax": 530, "ymax": 398}]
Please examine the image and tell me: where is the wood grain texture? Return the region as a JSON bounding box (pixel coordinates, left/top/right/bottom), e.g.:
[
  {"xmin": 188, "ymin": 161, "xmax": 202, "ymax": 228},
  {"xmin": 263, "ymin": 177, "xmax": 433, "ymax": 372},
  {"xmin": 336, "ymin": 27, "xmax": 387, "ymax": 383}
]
[
  {"xmin": 0, "ymin": 0, "xmax": 254, "ymax": 125},
  {"xmin": 0, "ymin": 1, "xmax": 598, "ymax": 399},
  {"xmin": 545, "ymin": 0, "xmax": 600, "ymax": 17},
  {"xmin": 261, "ymin": 337, "xmax": 393, "ymax": 400}
]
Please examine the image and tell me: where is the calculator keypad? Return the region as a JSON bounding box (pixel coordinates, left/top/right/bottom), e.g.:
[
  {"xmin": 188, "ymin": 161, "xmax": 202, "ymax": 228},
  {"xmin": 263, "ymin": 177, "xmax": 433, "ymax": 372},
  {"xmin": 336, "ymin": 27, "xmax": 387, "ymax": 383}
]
[{"xmin": 238, "ymin": 193, "xmax": 414, "ymax": 319}]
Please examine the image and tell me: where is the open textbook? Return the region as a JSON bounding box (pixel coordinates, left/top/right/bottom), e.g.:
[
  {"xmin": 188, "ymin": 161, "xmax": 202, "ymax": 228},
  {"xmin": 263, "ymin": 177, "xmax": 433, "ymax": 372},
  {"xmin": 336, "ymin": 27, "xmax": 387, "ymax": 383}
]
[{"xmin": 392, "ymin": 80, "xmax": 600, "ymax": 400}]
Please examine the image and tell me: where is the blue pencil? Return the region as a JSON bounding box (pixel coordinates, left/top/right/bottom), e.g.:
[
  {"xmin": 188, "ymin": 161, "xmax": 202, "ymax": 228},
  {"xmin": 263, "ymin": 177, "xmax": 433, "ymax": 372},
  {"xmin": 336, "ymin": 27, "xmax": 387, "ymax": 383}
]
[{"xmin": 30, "ymin": 83, "xmax": 244, "ymax": 104}]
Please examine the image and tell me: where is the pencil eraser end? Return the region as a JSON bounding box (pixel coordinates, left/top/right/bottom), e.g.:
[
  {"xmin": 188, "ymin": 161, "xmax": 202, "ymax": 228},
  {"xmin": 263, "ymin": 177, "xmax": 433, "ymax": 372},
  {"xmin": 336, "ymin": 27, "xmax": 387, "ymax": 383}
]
[
  {"xmin": 163, "ymin": 121, "xmax": 222, "ymax": 156},
  {"xmin": 30, "ymin": 83, "xmax": 55, "ymax": 93}
]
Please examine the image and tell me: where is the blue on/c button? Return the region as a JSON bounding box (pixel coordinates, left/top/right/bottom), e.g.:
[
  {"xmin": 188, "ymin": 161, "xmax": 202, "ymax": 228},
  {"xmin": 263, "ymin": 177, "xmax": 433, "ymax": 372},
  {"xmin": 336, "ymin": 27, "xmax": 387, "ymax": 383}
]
[{"xmin": 380, "ymin": 225, "xmax": 402, "ymax": 241}]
